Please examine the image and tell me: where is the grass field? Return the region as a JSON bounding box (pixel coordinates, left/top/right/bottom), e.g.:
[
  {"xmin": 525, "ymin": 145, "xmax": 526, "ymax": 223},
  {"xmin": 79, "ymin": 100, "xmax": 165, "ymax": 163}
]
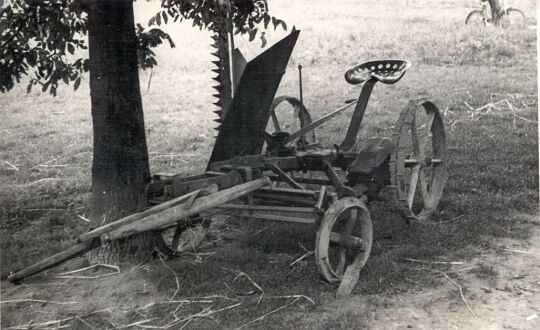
[{"xmin": 1, "ymin": 0, "xmax": 538, "ymax": 328}]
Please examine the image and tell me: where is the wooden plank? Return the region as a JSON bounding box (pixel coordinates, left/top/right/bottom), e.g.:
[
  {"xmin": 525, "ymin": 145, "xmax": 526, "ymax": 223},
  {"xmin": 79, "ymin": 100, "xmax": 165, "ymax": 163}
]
[
  {"xmin": 215, "ymin": 210, "xmax": 316, "ymax": 224},
  {"xmin": 78, "ymin": 187, "xmax": 212, "ymax": 242},
  {"xmin": 103, "ymin": 177, "xmax": 270, "ymax": 242},
  {"xmin": 8, "ymin": 239, "xmax": 99, "ymax": 283},
  {"xmin": 218, "ymin": 203, "xmax": 315, "ymax": 213}
]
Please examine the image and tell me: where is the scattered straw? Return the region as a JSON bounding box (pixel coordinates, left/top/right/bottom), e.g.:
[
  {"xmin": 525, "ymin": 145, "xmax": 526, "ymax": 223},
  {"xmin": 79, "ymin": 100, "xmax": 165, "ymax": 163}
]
[
  {"xmin": 5, "ymin": 161, "xmax": 19, "ymax": 171},
  {"xmin": 402, "ymin": 258, "xmax": 464, "ymax": 265},
  {"xmin": 289, "ymin": 251, "xmax": 314, "ymax": 267},
  {"xmin": 500, "ymin": 247, "xmax": 540, "ymax": 256},
  {"xmin": 55, "ymin": 264, "xmax": 120, "ymax": 279},
  {"xmin": 77, "ymin": 214, "xmax": 91, "ymax": 222},
  {"xmin": 264, "ymin": 295, "xmax": 315, "ymax": 305},
  {"xmin": 451, "ymin": 97, "xmax": 537, "ymax": 131},
  {"xmin": 223, "ymin": 267, "xmax": 265, "ymax": 304},
  {"xmin": 0, "ymin": 299, "xmax": 77, "ymax": 305},
  {"xmin": 3, "ymin": 308, "xmax": 112, "ymax": 330},
  {"xmin": 434, "ymin": 270, "xmax": 478, "ymax": 319},
  {"xmin": 159, "ymin": 255, "xmax": 181, "ymax": 300},
  {"xmin": 235, "ymin": 296, "xmax": 302, "ymax": 329}
]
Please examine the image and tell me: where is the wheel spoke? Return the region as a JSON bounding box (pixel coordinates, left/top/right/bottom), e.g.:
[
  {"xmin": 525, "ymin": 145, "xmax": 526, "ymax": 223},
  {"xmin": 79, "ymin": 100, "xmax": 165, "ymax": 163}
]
[
  {"xmin": 419, "ymin": 111, "xmax": 435, "ymax": 158},
  {"xmin": 336, "ymin": 208, "xmax": 357, "ymax": 275},
  {"xmin": 410, "ymin": 116, "xmax": 420, "ymax": 156},
  {"xmin": 407, "ymin": 164, "xmax": 421, "ymax": 209},
  {"xmin": 418, "ymin": 166, "xmax": 430, "ymax": 207}
]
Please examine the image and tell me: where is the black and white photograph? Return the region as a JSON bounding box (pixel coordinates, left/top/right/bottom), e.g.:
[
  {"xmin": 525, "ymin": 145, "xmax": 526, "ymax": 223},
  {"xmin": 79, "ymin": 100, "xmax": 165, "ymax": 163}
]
[{"xmin": 0, "ymin": 0, "xmax": 538, "ymax": 328}]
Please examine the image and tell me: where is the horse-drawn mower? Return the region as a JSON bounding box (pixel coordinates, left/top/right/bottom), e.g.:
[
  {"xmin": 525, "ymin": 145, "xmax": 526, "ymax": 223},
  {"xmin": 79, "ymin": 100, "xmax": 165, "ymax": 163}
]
[{"xmin": 8, "ymin": 30, "xmax": 448, "ymax": 297}]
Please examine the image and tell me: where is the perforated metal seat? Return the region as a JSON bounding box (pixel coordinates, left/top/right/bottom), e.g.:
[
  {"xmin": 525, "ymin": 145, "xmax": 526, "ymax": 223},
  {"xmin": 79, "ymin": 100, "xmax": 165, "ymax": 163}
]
[{"xmin": 345, "ymin": 60, "xmax": 410, "ymax": 85}]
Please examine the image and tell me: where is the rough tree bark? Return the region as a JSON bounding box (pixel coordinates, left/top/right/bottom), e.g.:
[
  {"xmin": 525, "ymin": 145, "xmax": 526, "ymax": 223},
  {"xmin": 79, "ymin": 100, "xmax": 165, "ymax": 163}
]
[{"xmin": 86, "ymin": 0, "xmax": 156, "ymax": 262}]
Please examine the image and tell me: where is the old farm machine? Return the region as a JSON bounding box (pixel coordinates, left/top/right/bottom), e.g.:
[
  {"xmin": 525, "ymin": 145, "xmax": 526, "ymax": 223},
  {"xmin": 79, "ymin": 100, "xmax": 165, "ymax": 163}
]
[{"xmin": 8, "ymin": 30, "xmax": 447, "ymax": 297}]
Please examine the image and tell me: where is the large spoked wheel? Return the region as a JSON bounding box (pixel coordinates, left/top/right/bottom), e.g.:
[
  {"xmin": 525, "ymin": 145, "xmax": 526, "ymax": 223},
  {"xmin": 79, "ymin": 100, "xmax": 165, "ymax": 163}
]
[
  {"xmin": 267, "ymin": 95, "xmax": 316, "ymax": 147},
  {"xmin": 498, "ymin": 8, "xmax": 526, "ymax": 29},
  {"xmin": 157, "ymin": 216, "xmax": 211, "ymax": 256},
  {"xmin": 391, "ymin": 100, "xmax": 447, "ymax": 221},
  {"xmin": 465, "ymin": 10, "xmax": 488, "ymax": 26},
  {"xmin": 316, "ymin": 197, "xmax": 373, "ymax": 297}
]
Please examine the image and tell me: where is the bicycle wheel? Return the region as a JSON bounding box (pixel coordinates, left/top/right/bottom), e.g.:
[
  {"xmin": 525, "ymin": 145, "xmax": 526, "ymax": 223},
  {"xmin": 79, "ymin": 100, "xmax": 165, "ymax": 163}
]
[
  {"xmin": 498, "ymin": 8, "xmax": 526, "ymax": 29},
  {"xmin": 465, "ymin": 10, "xmax": 487, "ymax": 26}
]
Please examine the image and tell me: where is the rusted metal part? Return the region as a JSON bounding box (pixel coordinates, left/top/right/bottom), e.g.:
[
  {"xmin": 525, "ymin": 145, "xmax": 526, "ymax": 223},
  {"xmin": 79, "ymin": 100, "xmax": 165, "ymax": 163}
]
[
  {"xmin": 208, "ymin": 30, "xmax": 300, "ymax": 164},
  {"xmin": 339, "ymin": 79, "xmax": 377, "ymax": 152},
  {"xmin": 390, "ymin": 99, "xmax": 447, "ymax": 221}
]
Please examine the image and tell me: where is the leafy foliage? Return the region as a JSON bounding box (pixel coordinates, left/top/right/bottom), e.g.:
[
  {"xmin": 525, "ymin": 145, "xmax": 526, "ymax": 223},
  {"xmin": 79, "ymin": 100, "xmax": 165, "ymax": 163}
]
[
  {"xmin": 136, "ymin": 24, "xmax": 176, "ymax": 70},
  {"xmin": 0, "ymin": 0, "xmax": 285, "ymax": 96},
  {"xmin": 150, "ymin": 0, "xmax": 287, "ymax": 40},
  {"xmin": 0, "ymin": 0, "xmax": 88, "ymax": 95},
  {"xmin": 0, "ymin": 0, "xmax": 175, "ymax": 96}
]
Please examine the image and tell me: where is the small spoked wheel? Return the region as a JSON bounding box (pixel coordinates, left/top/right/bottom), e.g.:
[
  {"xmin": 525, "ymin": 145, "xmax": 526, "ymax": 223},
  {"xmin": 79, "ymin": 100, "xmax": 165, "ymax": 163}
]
[
  {"xmin": 158, "ymin": 216, "xmax": 211, "ymax": 256},
  {"xmin": 316, "ymin": 197, "xmax": 373, "ymax": 297},
  {"xmin": 391, "ymin": 100, "xmax": 447, "ymax": 221}
]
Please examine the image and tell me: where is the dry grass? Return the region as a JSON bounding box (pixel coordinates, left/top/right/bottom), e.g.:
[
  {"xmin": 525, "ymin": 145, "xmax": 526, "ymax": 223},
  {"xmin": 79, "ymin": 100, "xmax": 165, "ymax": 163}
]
[{"xmin": 1, "ymin": 0, "xmax": 538, "ymax": 328}]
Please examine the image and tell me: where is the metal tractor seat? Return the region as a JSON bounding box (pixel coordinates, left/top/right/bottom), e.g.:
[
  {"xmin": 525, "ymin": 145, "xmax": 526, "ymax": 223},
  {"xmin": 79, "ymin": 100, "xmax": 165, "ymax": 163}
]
[{"xmin": 345, "ymin": 60, "xmax": 410, "ymax": 85}]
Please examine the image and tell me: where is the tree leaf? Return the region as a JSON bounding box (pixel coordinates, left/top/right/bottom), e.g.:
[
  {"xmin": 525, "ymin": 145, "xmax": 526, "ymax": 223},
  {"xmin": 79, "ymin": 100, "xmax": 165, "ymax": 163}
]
[
  {"xmin": 67, "ymin": 43, "xmax": 75, "ymax": 55},
  {"xmin": 162, "ymin": 11, "xmax": 168, "ymax": 24},
  {"xmin": 74, "ymin": 77, "xmax": 81, "ymax": 91},
  {"xmin": 248, "ymin": 28, "xmax": 257, "ymax": 42},
  {"xmin": 42, "ymin": 81, "xmax": 50, "ymax": 92},
  {"xmin": 26, "ymin": 82, "xmax": 32, "ymax": 94}
]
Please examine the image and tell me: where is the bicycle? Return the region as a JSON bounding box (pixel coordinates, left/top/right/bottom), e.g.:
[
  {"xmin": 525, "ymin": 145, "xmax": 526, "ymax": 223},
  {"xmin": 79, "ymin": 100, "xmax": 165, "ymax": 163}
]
[{"xmin": 465, "ymin": 1, "xmax": 526, "ymax": 29}]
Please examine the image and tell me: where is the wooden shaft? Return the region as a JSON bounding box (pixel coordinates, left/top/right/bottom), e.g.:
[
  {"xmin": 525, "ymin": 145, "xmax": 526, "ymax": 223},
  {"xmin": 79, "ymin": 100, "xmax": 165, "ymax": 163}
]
[
  {"xmin": 78, "ymin": 188, "xmax": 208, "ymax": 242},
  {"xmin": 8, "ymin": 239, "xmax": 100, "ymax": 283},
  {"xmin": 102, "ymin": 177, "xmax": 270, "ymax": 242}
]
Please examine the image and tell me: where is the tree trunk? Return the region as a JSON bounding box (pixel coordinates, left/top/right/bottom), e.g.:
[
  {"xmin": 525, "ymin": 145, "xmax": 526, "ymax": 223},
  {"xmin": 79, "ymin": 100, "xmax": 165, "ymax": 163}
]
[{"xmin": 87, "ymin": 0, "xmax": 156, "ymax": 262}]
